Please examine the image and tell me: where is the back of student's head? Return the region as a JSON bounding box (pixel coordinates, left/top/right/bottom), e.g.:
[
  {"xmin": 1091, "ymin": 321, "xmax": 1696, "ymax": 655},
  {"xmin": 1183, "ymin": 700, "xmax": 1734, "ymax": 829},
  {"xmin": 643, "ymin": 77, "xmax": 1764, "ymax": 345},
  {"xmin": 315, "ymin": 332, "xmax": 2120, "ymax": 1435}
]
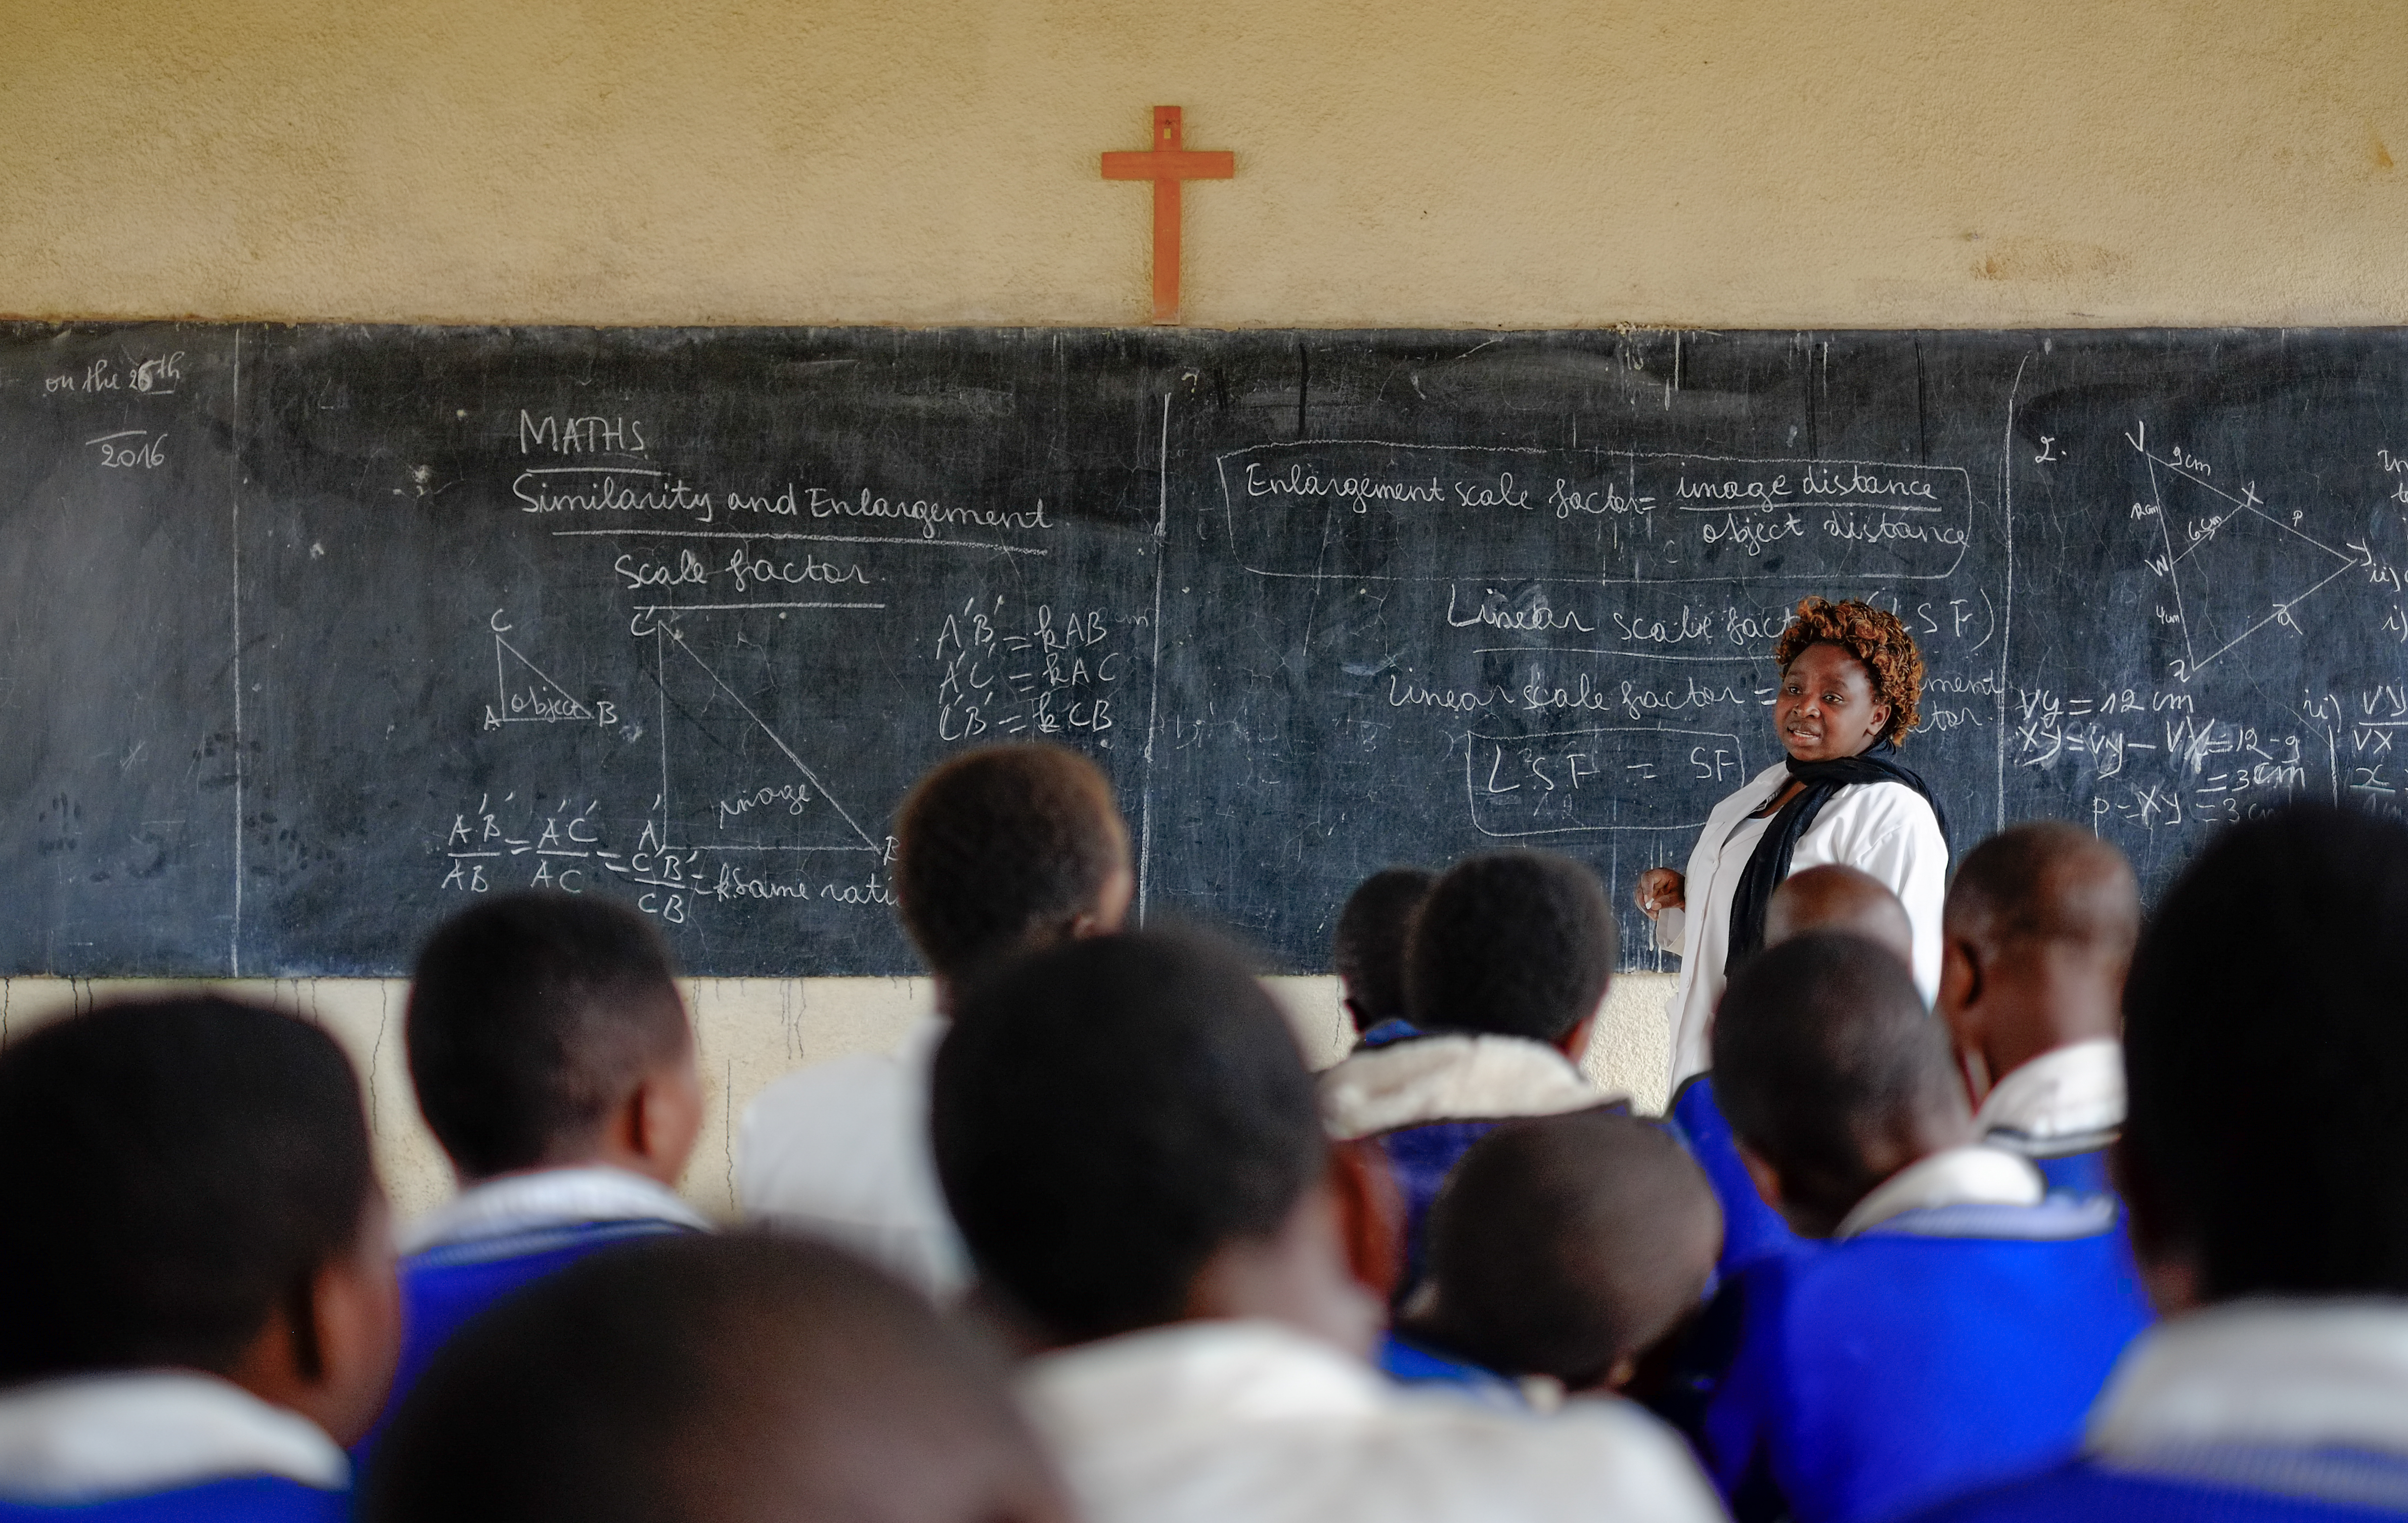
[
  {"xmin": 931, "ymin": 930, "xmax": 1325, "ymax": 1343},
  {"xmin": 1333, "ymin": 866, "xmax": 1436, "ymax": 1030},
  {"xmin": 1422, "ymin": 1109, "xmax": 1720, "ymax": 1390},
  {"xmin": 0, "ymin": 997, "xmax": 374, "ymax": 1383},
  {"xmin": 1714, "ymin": 932, "xmax": 1960, "ymax": 1220},
  {"xmin": 1948, "ymin": 820, "xmax": 2139, "ymax": 959},
  {"xmin": 409, "ymin": 891, "xmax": 689, "ymax": 1180},
  {"xmin": 895, "ymin": 743, "xmax": 1131, "ymax": 988},
  {"xmin": 1766, "ymin": 863, "xmax": 1914, "ymax": 967},
  {"xmin": 364, "ymin": 1235, "xmax": 1070, "ymax": 1523},
  {"xmin": 1405, "ymin": 850, "xmax": 1616, "ymax": 1044},
  {"xmin": 2123, "ymin": 803, "xmax": 2408, "ymax": 1300}
]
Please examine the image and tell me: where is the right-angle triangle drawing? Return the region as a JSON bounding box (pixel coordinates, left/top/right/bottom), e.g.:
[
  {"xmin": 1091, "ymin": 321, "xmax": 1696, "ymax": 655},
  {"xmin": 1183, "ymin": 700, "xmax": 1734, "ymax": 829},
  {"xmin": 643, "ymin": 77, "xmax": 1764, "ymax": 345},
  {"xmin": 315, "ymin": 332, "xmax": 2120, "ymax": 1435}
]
[
  {"xmin": 644, "ymin": 624, "xmax": 880, "ymax": 855},
  {"xmin": 487, "ymin": 632, "xmax": 596, "ymax": 726}
]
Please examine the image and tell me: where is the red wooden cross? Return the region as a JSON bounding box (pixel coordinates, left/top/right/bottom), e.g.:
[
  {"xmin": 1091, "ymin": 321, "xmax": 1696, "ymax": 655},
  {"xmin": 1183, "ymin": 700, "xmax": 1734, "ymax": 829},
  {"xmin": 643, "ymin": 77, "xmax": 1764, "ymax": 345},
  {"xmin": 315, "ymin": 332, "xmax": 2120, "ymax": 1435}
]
[{"xmin": 1101, "ymin": 106, "xmax": 1235, "ymax": 325}]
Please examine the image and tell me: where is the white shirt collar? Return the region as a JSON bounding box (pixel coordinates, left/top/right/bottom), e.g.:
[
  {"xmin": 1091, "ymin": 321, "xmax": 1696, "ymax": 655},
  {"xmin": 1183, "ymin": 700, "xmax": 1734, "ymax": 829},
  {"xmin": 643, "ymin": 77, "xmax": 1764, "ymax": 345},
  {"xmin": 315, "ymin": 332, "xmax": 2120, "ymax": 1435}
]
[
  {"xmin": 0, "ymin": 1371, "xmax": 346, "ymax": 1503},
  {"xmin": 1976, "ymin": 1039, "xmax": 2125, "ymax": 1149},
  {"xmin": 1834, "ymin": 1143, "xmax": 2045, "ymax": 1239},
  {"xmin": 2090, "ymin": 1300, "xmax": 2408, "ymax": 1462},
  {"xmin": 398, "ymin": 1163, "xmax": 710, "ymax": 1255},
  {"xmin": 1022, "ymin": 1320, "xmax": 1390, "ymax": 1432}
]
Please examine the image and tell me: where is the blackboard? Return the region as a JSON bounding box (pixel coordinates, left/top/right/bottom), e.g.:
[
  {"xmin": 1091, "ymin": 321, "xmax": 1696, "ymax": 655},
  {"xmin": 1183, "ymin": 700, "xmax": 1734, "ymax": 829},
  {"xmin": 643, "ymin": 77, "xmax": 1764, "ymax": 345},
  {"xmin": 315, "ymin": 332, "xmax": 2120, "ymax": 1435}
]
[{"xmin": 5, "ymin": 324, "xmax": 2403, "ymax": 976}]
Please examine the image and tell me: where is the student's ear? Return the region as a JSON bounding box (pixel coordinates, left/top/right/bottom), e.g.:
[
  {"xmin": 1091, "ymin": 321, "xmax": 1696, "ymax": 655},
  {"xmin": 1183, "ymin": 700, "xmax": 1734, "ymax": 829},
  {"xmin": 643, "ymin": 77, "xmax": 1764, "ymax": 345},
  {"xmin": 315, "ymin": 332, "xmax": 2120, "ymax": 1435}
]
[
  {"xmin": 1735, "ymin": 1139, "xmax": 1788, "ymax": 1217},
  {"xmin": 231, "ymin": 1192, "xmax": 403, "ymax": 1448},
  {"xmin": 1938, "ymin": 934, "xmax": 1992, "ymax": 1101},
  {"xmin": 628, "ymin": 1048, "xmax": 706, "ymax": 1187},
  {"xmin": 1937, "ymin": 932, "xmax": 1982, "ymax": 1024},
  {"xmin": 1556, "ymin": 1010, "xmax": 1600, "ymax": 1065},
  {"xmin": 1326, "ymin": 1138, "xmax": 1405, "ymax": 1303},
  {"xmin": 1071, "ymin": 862, "xmax": 1137, "ymax": 939},
  {"xmin": 2110, "ymin": 1136, "xmax": 2202, "ymax": 1318}
]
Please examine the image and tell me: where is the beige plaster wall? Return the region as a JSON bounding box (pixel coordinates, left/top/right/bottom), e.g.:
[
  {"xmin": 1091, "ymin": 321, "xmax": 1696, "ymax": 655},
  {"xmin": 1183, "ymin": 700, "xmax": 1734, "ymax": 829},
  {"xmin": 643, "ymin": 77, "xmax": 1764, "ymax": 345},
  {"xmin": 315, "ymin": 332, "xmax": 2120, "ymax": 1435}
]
[
  {"xmin": 0, "ymin": 972, "xmax": 1676, "ymax": 1222},
  {"xmin": 5, "ymin": 0, "xmax": 2406, "ymax": 329}
]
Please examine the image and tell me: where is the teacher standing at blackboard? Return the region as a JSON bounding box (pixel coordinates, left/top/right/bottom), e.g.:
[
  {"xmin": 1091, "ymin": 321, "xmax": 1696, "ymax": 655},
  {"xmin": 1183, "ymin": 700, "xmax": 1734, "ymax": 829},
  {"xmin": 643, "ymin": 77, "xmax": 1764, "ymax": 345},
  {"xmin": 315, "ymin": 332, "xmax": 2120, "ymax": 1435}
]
[{"xmin": 1637, "ymin": 597, "xmax": 1949, "ymax": 1088}]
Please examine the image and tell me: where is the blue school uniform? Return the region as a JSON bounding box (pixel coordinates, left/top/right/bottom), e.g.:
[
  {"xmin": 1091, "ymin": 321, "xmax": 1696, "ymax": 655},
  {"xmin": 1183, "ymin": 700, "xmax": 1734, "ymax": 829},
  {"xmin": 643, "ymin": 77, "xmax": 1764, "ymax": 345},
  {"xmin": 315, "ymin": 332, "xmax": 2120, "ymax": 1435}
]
[
  {"xmin": 0, "ymin": 1476, "xmax": 346, "ymax": 1522},
  {"xmin": 1376, "ymin": 1332, "xmax": 1525, "ymax": 1408},
  {"xmin": 1905, "ymin": 1301, "xmax": 2408, "ymax": 1523},
  {"xmin": 385, "ymin": 1217, "xmax": 693, "ymax": 1411},
  {"xmin": 354, "ymin": 1168, "xmax": 707, "ymax": 1466},
  {"xmin": 1905, "ymin": 1453, "xmax": 2408, "ymax": 1523},
  {"xmin": 1668, "ymin": 1074, "xmax": 1810, "ymax": 1278},
  {"xmin": 2031, "ymin": 1145, "xmax": 2116, "ymax": 1195},
  {"xmin": 1699, "ymin": 1148, "xmax": 2153, "ymax": 1523},
  {"xmin": 1353, "ymin": 1017, "xmax": 1421, "ymax": 1049}
]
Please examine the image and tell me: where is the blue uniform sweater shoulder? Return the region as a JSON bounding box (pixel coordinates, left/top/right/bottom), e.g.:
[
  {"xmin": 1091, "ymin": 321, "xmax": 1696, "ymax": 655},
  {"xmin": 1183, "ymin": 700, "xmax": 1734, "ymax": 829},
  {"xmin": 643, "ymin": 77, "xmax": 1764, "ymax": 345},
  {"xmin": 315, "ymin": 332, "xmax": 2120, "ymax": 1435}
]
[
  {"xmin": 0, "ymin": 1476, "xmax": 346, "ymax": 1522},
  {"xmin": 1377, "ymin": 1332, "xmax": 1525, "ymax": 1408},
  {"xmin": 2034, "ymin": 1146, "xmax": 2115, "ymax": 1197},
  {"xmin": 1904, "ymin": 1452, "xmax": 2408, "ymax": 1523},
  {"xmin": 1703, "ymin": 1208, "xmax": 2154, "ymax": 1523},
  {"xmin": 354, "ymin": 1218, "xmax": 696, "ymax": 1467},
  {"xmin": 1669, "ymin": 1074, "xmax": 1810, "ymax": 1278}
]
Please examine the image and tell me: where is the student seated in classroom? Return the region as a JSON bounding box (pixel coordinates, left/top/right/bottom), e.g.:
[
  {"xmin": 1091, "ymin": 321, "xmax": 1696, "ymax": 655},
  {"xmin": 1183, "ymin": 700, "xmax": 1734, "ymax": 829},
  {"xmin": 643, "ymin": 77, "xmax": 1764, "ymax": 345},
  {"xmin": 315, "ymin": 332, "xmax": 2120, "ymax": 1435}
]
[
  {"xmin": 1390, "ymin": 1108, "xmax": 1723, "ymax": 1408},
  {"xmin": 366, "ymin": 892, "xmax": 706, "ymax": 1448},
  {"xmin": 738, "ymin": 741, "xmax": 1131, "ymax": 1298},
  {"xmin": 1668, "ymin": 863, "xmax": 1914, "ymax": 1281},
  {"xmin": 931, "ymin": 931, "xmax": 1727, "ymax": 1523},
  {"xmin": 363, "ymin": 1235, "xmax": 1074, "ymax": 1523},
  {"xmin": 1696, "ymin": 931, "xmax": 2152, "ymax": 1523},
  {"xmin": 1935, "ymin": 822, "xmax": 2138, "ymax": 1196},
  {"xmin": 1317, "ymin": 849, "xmax": 1625, "ymax": 1299},
  {"xmin": 1332, "ymin": 865, "xmax": 1436, "ymax": 1048},
  {"xmin": 1909, "ymin": 803, "xmax": 2408, "ymax": 1523},
  {"xmin": 0, "ymin": 998, "xmax": 398, "ymax": 1521}
]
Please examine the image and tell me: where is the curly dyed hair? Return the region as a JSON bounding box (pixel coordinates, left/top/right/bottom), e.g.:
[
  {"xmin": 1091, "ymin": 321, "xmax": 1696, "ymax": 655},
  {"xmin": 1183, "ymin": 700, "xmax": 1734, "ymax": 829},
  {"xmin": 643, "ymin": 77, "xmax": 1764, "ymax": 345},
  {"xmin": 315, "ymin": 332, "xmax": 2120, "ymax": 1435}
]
[{"xmin": 1772, "ymin": 597, "xmax": 1924, "ymax": 745}]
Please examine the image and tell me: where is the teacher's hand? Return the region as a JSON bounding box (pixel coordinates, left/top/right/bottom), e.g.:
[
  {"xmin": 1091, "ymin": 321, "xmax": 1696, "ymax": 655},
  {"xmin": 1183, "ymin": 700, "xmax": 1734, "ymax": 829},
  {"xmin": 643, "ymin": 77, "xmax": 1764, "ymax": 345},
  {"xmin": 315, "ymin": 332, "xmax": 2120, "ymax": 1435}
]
[{"xmin": 1635, "ymin": 868, "xmax": 1685, "ymax": 917}]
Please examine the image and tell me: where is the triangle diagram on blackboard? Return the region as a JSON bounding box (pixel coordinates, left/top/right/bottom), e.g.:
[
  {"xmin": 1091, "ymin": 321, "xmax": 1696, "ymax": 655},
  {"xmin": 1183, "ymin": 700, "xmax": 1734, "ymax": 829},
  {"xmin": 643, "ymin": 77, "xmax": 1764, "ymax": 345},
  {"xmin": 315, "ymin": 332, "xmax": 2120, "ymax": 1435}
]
[
  {"xmin": 2146, "ymin": 456, "xmax": 2357, "ymax": 681},
  {"xmin": 651, "ymin": 627, "xmax": 879, "ymax": 854},
  {"xmin": 488, "ymin": 634, "xmax": 595, "ymax": 726}
]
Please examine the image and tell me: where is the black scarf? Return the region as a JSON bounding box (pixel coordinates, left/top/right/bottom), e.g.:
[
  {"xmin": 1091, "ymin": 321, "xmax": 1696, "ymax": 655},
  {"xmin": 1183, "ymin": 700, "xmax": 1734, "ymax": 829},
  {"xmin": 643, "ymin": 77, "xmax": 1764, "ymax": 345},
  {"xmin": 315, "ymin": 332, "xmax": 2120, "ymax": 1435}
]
[{"xmin": 1722, "ymin": 740, "xmax": 1950, "ymax": 976}]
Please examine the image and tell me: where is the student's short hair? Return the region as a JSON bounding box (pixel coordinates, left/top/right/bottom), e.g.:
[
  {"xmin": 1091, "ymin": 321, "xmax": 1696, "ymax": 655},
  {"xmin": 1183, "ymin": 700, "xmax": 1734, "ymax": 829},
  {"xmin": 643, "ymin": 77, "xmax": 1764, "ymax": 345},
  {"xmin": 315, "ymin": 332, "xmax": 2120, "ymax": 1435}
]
[
  {"xmin": 1714, "ymin": 932, "xmax": 1955, "ymax": 1203},
  {"xmin": 895, "ymin": 744, "xmax": 1129, "ymax": 986},
  {"xmin": 409, "ymin": 892, "xmax": 688, "ymax": 1180},
  {"xmin": 1405, "ymin": 851, "xmax": 1616, "ymax": 1044},
  {"xmin": 931, "ymin": 931, "xmax": 1324, "ymax": 1343},
  {"xmin": 1332, "ymin": 867, "xmax": 1437, "ymax": 1027},
  {"xmin": 364, "ymin": 1235, "xmax": 1065, "ymax": 1523},
  {"xmin": 0, "ymin": 998, "xmax": 374, "ymax": 1383},
  {"xmin": 1424, "ymin": 1109, "xmax": 1719, "ymax": 1388},
  {"xmin": 1765, "ymin": 863, "xmax": 1913, "ymax": 966},
  {"xmin": 2124, "ymin": 804, "xmax": 2408, "ymax": 1298},
  {"xmin": 1948, "ymin": 821, "xmax": 2138, "ymax": 951}
]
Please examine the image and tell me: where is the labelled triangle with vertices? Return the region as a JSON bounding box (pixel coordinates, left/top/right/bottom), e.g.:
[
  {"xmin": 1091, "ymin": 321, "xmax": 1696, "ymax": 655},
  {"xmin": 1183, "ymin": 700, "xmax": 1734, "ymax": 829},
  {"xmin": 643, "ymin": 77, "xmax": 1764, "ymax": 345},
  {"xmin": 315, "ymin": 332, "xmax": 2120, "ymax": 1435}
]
[
  {"xmin": 487, "ymin": 634, "xmax": 595, "ymax": 726},
  {"xmin": 2142, "ymin": 451, "xmax": 2357, "ymax": 681},
  {"xmin": 646, "ymin": 625, "xmax": 880, "ymax": 854}
]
